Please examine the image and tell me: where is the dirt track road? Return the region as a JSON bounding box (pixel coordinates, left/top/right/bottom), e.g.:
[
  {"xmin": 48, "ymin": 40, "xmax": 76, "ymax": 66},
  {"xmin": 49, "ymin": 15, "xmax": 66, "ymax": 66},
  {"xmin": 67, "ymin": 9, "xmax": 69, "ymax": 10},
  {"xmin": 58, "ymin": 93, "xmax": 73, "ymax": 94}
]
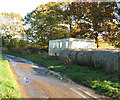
[{"xmin": 3, "ymin": 54, "xmax": 108, "ymax": 99}]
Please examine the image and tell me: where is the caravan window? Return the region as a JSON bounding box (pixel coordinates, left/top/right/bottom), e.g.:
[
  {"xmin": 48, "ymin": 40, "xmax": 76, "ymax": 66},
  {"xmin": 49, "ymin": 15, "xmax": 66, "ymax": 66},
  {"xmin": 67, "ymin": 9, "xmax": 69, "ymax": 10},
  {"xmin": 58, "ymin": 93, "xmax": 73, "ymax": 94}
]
[
  {"xmin": 66, "ymin": 41, "xmax": 68, "ymax": 48},
  {"xmin": 57, "ymin": 42, "xmax": 59, "ymax": 48},
  {"xmin": 60, "ymin": 42, "xmax": 62, "ymax": 48},
  {"xmin": 53, "ymin": 43, "xmax": 55, "ymax": 48}
]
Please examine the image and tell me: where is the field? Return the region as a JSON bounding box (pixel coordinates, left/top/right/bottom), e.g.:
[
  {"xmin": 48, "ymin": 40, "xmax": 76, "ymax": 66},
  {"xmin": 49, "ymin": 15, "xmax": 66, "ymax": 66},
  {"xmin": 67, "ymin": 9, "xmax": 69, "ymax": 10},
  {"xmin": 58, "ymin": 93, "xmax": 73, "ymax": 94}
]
[
  {"xmin": 0, "ymin": 55, "xmax": 21, "ymax": 99},
  {"xmin": 95, "ymin": 42, "xmax": 116, "ymax": 49},
  {"xmin": 2, "ymin": 50, "xmax": 120, "ymax": 99}
]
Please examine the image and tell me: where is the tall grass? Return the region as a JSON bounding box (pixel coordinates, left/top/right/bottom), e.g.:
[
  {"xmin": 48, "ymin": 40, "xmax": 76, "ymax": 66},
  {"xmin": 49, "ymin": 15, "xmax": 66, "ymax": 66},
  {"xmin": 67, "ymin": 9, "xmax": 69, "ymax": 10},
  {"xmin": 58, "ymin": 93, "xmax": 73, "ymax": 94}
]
[{"xmin": 0, "ymin": 55, "xmax": 21, "ymax": 99}]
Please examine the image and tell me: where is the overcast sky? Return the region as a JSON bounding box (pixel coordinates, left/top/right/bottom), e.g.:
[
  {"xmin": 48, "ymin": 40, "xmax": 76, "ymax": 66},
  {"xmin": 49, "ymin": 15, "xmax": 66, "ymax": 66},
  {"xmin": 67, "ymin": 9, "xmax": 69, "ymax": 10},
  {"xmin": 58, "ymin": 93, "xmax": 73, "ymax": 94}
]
[{"xmin": 0, "ymin": 0, "xmax": 58, "ymax": 18}]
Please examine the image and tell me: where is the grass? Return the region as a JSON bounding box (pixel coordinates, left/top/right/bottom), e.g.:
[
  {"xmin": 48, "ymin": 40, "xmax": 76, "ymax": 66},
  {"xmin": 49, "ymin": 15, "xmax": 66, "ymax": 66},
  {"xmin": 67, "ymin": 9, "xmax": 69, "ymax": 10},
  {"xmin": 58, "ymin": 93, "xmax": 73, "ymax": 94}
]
[
  {"xmin": 2, "ymin": 50, "xmax": 120, "ymax": 99},
  {"xmin": 95, "ymin": 42, "xmax": 116, "ymax": 49},
  {"xmin": 0, "ymin": 55, "xmax": 21, "ymax": 99}
]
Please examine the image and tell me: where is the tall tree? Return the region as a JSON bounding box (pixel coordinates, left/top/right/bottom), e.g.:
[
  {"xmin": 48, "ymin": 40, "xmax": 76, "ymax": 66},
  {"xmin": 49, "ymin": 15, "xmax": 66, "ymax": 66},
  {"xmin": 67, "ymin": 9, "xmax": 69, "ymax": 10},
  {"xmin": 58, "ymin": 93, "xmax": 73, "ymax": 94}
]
[
  {"xmin": 113, "ymin": 1, "xmax": 120, "ymax": 47},
  {"xmin": 0, "ymin": 12, "xmax": 25, "ymax": 38},
  {"xmin": 0, "ymin": 12, "xmax": 26, "ymax": 48},
  {"xmin": 69, "ymin": 1, "xmax": 117, "ymax": 48},
  {"xmin": 24, "ymin": 2, "xmax": 69, "ymax": 49}
]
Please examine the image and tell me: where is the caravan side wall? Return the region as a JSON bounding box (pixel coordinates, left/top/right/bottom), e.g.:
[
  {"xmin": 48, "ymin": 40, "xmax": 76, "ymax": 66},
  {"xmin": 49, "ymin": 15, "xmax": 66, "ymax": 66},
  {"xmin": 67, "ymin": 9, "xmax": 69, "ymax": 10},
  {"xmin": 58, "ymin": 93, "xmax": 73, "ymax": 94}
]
[
  {"xmin": 49, "ymin": 38, "xmax": 95, "ymax": 56},
  {"xmin": 48, "ymin": 38, "xmax": 70, "ymax": 56},
  {"xmin": 69, "ymin": 38, "xmax": 95, "ymax": 49}
]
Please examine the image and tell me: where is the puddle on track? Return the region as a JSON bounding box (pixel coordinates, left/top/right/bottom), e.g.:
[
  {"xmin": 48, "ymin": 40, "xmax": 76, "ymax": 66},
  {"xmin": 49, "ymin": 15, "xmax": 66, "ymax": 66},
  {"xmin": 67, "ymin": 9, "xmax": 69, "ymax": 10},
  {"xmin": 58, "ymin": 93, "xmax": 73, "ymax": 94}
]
[
  {"xmin": 3, "ymin": 54, "xmax": 73, "ymax": 84},
  {"xmin": 22, "ymin": 77, "xmax": 30, "ymax": 83}
]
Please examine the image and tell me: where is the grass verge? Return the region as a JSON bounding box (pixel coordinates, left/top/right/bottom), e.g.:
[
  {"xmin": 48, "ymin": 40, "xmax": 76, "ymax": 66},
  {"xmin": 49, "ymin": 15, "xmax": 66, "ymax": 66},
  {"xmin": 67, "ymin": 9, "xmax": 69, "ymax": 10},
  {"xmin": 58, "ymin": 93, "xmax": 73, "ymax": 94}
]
[
  {"xmin": 2, "ymin": 50, "xmax": 120, "ymax": 99},
  {"xmin": 0, "ymin": 55, "xmax": 21, "ymax": 99}
]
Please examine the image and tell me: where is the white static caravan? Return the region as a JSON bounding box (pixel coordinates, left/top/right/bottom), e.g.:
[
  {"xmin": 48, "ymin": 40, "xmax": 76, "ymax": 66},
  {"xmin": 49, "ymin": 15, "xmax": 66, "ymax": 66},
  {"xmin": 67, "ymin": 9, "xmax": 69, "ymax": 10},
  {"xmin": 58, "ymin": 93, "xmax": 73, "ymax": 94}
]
[{"xmin": 48, "ymin": 38, "xmax": 95, "ymax": 56}]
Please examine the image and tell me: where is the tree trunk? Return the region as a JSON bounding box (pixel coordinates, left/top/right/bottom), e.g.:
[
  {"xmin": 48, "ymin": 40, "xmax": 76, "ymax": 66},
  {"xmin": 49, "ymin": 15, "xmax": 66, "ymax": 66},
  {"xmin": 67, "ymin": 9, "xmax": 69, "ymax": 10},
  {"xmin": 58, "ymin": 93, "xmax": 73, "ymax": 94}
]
[
  {"xmin": 69, "ymin": 23, "xmax": 72, "ymax": 37},
  {"xmin": 27, "ymin": 32, "xmax": 29, "ymax": 51},
  {"xmin": 95, "ymin": 34, "xmax": 99, "ymax": 49}
]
